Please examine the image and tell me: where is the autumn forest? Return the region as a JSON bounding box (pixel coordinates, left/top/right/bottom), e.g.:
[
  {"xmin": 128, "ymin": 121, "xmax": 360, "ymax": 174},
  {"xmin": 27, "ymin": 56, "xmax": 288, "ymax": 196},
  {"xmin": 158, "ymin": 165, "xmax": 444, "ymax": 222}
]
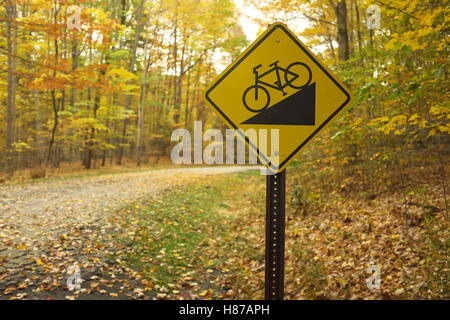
[
  {"xmin": 0, "ymin": 0, "xmax": 448, "ymax": 301},
  {"xmin": 0, "ymin": 0, "xmax": 448, "ymax": 175}
]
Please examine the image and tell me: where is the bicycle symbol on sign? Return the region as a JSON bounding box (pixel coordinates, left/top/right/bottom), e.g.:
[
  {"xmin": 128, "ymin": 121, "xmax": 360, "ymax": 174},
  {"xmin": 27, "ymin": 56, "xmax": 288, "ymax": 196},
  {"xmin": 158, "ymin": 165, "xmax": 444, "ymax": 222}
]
[{"xmin": 242, "ymin": 60, "xmax": 312, "ymax": 112}]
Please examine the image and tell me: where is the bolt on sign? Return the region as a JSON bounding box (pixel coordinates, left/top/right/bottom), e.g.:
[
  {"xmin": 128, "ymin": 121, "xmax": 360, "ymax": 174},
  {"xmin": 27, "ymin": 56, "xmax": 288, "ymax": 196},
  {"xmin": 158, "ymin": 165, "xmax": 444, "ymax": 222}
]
[{"xmin": 204, "ymin": 23, "xmax": 352, "ymax": 173}]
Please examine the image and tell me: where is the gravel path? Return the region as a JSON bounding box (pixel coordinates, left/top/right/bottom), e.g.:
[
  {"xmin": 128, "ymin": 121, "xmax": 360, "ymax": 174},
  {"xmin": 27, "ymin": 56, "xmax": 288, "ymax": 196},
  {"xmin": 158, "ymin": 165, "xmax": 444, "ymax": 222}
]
[{"xmin": 0, "ymin": 166, "xmax": 260, "ymax": 262}]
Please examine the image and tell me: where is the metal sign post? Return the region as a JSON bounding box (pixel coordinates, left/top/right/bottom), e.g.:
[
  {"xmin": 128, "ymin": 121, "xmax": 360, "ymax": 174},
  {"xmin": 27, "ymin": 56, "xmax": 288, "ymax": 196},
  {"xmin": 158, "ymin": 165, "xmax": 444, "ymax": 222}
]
[{"xmin": 265, "ymin": 170, "xmax": 286, "ymax": 300}]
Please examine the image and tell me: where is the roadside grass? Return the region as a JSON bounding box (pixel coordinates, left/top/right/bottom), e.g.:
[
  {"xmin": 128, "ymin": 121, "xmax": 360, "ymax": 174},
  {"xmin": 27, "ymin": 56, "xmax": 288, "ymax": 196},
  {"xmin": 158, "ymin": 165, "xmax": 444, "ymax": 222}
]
[
  {"xmin": 113, "ymin": 169, "xmax": 266, "ymax": 298},
  {"xmin": 120, "ymin": 178, "xmax": 228, "ymax": 284}
]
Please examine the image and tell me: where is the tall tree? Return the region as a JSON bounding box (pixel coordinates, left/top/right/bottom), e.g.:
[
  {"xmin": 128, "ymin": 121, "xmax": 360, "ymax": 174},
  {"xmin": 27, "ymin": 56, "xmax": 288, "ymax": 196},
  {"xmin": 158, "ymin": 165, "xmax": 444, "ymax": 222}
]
[
  {"xmin": 117, "ymin": 0, "xmax": 146, "ymax": 165},
  {"xmin": 331, "ymin": 0, "xmax": 350, "ymax": 61},
  {"xmin": 4, "ymin": 0, "xmax": 18, "ymax": 175}
]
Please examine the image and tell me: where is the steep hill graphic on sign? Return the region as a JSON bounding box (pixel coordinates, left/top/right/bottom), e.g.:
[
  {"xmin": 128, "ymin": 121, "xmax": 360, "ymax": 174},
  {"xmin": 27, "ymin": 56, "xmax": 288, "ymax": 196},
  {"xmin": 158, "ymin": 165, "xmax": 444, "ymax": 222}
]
[{"xmin": 242, "ymin": 83, "xmax": 316, "ymax": 125}]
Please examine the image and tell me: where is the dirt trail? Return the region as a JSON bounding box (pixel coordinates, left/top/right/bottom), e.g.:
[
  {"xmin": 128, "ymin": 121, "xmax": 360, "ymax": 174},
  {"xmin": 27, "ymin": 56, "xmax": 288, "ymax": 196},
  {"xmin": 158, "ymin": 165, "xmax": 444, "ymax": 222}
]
[{"xmin": 0, "ymin": 166, "xmax": 260, "ymax": 261}]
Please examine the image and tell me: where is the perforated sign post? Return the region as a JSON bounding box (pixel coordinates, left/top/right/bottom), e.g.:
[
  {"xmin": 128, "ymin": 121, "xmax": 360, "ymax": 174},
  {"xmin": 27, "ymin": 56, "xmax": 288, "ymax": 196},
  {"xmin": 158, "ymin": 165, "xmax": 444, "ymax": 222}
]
[{"xmin": 204, "ymin": 23, "xmax": 352, "ymax": 300}]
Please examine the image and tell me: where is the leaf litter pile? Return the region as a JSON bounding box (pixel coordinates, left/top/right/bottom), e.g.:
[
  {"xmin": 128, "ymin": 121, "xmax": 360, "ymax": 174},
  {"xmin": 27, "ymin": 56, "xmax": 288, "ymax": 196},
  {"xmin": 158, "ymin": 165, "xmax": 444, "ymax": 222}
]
[{"xmin": 114, "ymin": 169, "xmax": 448, "ymax": 299}]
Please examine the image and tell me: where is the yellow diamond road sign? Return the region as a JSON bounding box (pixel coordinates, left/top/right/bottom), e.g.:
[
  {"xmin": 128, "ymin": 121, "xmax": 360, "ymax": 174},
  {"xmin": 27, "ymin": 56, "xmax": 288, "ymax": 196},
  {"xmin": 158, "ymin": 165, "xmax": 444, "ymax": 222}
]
[{"xmin": 204, "ymin": 23, "xmax": 352, "ymax": 173}]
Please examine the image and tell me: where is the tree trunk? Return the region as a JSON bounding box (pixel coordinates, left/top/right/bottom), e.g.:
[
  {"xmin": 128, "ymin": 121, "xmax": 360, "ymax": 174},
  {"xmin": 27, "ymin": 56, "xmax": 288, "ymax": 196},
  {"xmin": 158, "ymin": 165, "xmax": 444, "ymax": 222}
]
[
  {"xmin": 117, "ymin": 0, "xmax": 145, "ymax": 165},
  {"xmin": 85, "ymin": 91, "xmax": 101, "ymax": 169},
  {"xmin": 46, "ymin": 91, "xmax": 59, "ymax": 166},
  {"xmin": 333, "ymin": 0, "xmax": 350, "ymax": 61},
  {"xmin": 5, "ymin": 0, "xmax": 18, "ymax": 176},
  {"xmin": 70, "ymin": 38, "xmax": 78, "ymax": 110},
  {"xmin": 174, "ymin": 40, "xmax": 186, "ymax": 124},
  {"xmin": 184, "ymin": 59, "xmax": 192, "ymax": 126},
  {"xmin": 33, "ymin": 90, "xmax": 44, "ymax": 166},
  {"xmin": 355, "ymin": 2, "xmax": 363, "ymax": 52},
  {"xmin": 45, "ymin": 2, "xmax": 61, "ymax": 168},
  {"xmin": 136, "ymin": 39, "xmax": 149, "ymax": 166},
  {"xmin": 171, "ymin": 22, "xmax": 179, "ymax": 123}
]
